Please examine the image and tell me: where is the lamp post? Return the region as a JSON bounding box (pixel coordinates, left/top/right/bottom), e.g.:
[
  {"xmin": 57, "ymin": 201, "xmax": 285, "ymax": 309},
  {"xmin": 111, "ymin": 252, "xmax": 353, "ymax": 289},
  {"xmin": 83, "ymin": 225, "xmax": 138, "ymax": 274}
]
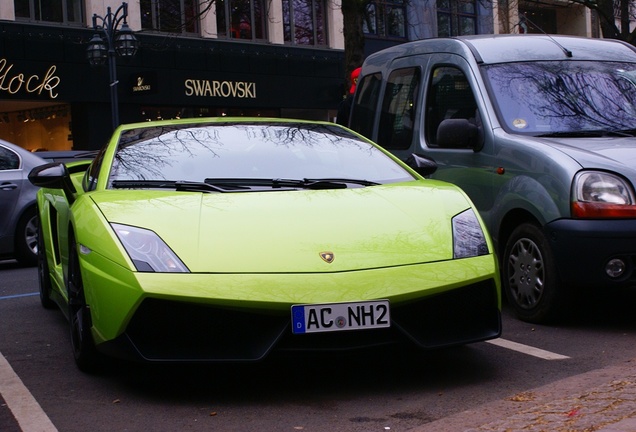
[{"xmin": 86, "ymin": 2, "xmax": 139, "ymax": 131}]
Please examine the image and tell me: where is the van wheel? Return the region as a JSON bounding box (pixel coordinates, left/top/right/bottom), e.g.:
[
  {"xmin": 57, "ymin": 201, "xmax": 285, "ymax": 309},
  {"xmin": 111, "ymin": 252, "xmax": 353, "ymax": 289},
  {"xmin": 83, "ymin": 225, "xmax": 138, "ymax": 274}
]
[{"xmin": 502, "ymin": 223, "xmax": 564, "ymax": 323}]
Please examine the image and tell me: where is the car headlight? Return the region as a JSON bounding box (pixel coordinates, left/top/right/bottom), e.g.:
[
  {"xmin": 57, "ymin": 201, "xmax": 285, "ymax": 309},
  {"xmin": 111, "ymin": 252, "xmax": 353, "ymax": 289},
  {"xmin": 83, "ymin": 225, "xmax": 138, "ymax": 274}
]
[
  {"xmin": 111, "ymin": 223, "xmax": 189, "ymax": 273},
  {"xmin": 572, "ymin": 171, "xmax": 636, "ymax": 218},
  {"xmin": 452, "ymin": 209, "xmax": 489, "ymax": 259}
]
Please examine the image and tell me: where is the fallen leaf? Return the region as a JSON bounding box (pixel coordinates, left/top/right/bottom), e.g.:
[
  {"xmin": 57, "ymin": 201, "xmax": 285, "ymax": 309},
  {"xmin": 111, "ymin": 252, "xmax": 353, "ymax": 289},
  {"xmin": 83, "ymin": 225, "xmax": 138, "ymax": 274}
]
[{"xmin": 509, "ymin": 392, "xmax": 535, "ymax": 402}]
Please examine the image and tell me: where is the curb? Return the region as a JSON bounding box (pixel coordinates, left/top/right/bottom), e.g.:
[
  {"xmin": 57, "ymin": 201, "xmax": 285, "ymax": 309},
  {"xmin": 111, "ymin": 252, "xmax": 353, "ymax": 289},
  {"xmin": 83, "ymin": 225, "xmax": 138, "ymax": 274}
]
[{"xmin": 411, "ymin": 359, "xmax": 636, "ymax": 432}]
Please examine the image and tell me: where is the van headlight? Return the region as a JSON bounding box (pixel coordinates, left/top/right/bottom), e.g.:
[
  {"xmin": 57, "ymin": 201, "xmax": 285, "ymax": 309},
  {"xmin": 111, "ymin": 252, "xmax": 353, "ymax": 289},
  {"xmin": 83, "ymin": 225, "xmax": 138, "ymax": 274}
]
[
  {"xmin": 452, "ymin": 209, "xmax": 489, "ymax": 258},
  {"xmin": 572, "ymin": 171, "xmax": 636, "ymax": 218},
  {"xmin": 112, "ymin": 223, "xmax": 189, "ymax": 273}
]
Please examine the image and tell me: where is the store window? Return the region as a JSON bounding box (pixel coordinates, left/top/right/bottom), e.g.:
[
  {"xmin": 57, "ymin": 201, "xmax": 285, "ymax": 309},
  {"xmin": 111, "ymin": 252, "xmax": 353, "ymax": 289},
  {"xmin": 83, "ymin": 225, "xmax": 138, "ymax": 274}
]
[
  {"xmin": 216, "ymin": 0, "xmax": 266, "ymax": 40},
  {"xmin": 363, "ymin": 0, "xmax": 407, "ymax": 39},
  {"xmin": 283, "ymin": 0, "xmax": 327, "ymax": 45},
  {"xmin": 0, "ymin": 104, "xmax": 73, "ymax": 151},
  {"xmin": 437, "ymin": 0, "xmax": 477, "ymax": 37},
  {"xmin": 140, "ymin": 0, "xmax": 199, "ymax": 33},
  {"xmin": 518, "ymin": 8, "xmax": 557, "ymax": 34},
  {"xmin": 14, "ymin": 0, "xmax": 83, "ymax": 24}
]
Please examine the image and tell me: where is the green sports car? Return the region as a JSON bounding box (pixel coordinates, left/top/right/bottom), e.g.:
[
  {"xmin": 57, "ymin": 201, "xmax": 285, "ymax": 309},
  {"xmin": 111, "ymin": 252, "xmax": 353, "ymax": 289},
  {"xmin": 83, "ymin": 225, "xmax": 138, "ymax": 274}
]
[{"xmin": 30, "ymin": 118, "xmax": 501, "ymax": 372}]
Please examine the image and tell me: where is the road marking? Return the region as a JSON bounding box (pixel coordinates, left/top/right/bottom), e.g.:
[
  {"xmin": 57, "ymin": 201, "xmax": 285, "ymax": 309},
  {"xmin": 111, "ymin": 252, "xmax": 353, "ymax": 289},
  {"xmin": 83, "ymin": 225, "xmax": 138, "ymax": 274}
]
[
  {"xmin": 486, "ymin": 338, "xmax": 570, "ymax": 360},
  {"xmin": 0, "ymin": 351, "xmax": 58, "ymax": 432},
  {"xmin": 0, "ymin": 293, "xmax": 39, "ymax": 301}
]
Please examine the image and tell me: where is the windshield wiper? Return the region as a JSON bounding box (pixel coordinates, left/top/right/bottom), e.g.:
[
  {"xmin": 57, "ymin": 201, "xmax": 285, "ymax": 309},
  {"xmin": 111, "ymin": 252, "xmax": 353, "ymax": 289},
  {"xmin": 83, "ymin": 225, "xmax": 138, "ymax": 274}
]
[
  {"xmin": 536, "ymin": 131, "xmax": 605, "ymax": 138},
  {"xmin": 536, "ymin": 129, "xmax": 636, "ymax": 138},
  {"xmin": 111, "ymin": 180, "xmax": 230, "ymax": 193},
  {"xmin": 204, "ymin": 178, "xmax": 379, "ymax": 190},
  {"xmin": 304, "ymin": 178, "xmax": 380, "ymax": 187},
  {"xmin": 607, "ymin": 129, "xmax": 636, "ymax": 137}
]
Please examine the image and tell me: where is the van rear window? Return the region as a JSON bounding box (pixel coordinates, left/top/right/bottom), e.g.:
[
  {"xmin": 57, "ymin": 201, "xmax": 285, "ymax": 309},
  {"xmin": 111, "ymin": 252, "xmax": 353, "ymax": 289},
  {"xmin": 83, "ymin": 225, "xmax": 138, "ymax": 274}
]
[{"xmin": 350, "ymin": 73, "xmax": 382, "ymax": 138}]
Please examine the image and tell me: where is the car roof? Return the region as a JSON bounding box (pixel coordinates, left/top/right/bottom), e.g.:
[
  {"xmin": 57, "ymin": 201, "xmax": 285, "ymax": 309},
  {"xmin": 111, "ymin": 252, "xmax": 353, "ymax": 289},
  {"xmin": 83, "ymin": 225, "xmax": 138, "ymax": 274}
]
[
  {"xmin": 0, "ymin": 139, "xmax": 47, "ymax": 168},
  {"xmin": 35, "ymin": 150, "xmax": 96, "ymax": 162},
  {"xmin": 364, "ymin": 35, "xmax": 636, "ymax": 67}
]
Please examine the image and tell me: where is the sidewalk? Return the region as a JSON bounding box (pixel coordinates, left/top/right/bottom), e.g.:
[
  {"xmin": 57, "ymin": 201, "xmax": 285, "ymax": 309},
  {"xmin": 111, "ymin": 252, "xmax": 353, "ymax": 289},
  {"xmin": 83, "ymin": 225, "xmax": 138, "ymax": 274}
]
[{"xmin": 414, "ymin": 358, "xmax": 636, "ymax": 432}]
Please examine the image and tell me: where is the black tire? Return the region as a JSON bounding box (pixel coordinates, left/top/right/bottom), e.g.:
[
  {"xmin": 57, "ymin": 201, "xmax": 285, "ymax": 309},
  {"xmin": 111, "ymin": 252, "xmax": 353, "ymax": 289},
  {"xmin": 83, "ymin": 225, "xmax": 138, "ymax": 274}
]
[
  {"xmin": 68, "ymin": 232, "xmax": 103, "ymax": 373},
  {"xmin": 502, "ymin": 222, "xmax": 565, "ymax": 324},
  {"xmin": 37, "ymin": 221, "xmax": 56, "ymax": 309},
  {"xmin": 14, "ymin": 207, "xmax": 38, "ymax": 267}
]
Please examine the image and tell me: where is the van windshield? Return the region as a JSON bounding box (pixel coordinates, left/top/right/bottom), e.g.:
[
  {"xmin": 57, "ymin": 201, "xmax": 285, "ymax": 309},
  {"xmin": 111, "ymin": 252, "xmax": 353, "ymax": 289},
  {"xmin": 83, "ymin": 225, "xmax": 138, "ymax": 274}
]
[{"xmin": 483, "ymin": 61, "xmax": 636, "ymax": 136}]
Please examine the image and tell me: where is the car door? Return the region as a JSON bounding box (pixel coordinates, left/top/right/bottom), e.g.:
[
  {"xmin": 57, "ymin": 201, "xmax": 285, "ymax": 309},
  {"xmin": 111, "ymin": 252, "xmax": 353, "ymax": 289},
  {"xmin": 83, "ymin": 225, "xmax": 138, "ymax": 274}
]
[{"xmin": 0, "ymin": 144, "xmax": 23, "ymax": 254}]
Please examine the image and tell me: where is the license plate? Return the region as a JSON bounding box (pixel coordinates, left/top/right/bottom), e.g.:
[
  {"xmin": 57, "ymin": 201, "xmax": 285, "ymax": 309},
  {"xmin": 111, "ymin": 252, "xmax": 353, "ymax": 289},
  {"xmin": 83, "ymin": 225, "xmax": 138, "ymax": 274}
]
[{"xmin": 291, "ymin": 300, "xmax": 390, "ymax": 334}]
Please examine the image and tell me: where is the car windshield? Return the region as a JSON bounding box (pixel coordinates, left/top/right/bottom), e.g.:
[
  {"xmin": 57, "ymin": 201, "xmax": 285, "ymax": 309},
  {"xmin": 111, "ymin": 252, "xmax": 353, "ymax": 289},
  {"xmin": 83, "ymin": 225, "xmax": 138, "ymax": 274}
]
[
  {"xmin": 107, "ymin": 122, "xmax": 414, "ymax": 190},
  {"xmin": 483, "ymin": 61, "xmax": 636, "ymax": 136}
]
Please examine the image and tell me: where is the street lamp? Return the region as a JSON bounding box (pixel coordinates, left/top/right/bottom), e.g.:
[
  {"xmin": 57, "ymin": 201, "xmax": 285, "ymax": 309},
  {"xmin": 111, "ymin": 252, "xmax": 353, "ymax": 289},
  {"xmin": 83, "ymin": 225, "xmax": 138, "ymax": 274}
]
[{"xmin": 86, "ymin": 2, "xmax": 139, "ymax": 131}]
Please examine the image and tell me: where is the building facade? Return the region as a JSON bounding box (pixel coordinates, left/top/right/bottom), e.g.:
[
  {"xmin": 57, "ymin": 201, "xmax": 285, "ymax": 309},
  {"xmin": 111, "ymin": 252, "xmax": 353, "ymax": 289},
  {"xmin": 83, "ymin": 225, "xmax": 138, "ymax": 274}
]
[
  {"xmin": 0, "ymin": 0, "xmax": 608, "ymax": 151},
  {"xmin": 0, "ymin": 0, "xmax": 346, "ymax": 151}
]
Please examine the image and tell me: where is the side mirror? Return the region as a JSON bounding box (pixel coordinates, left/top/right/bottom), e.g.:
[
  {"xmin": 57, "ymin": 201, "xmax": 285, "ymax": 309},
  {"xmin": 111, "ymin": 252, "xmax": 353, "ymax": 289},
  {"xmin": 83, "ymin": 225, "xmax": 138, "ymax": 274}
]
[
  {"xmin": 406, "ymin": 153, "xmax": 437, "ymax": 177},
  {"xmin": 437, "ymin": 119, "xmax": 483, "ymax": 151},
  {"xmin": 29, "ymin": 163, "xmax": 75, "ymax": 193}
]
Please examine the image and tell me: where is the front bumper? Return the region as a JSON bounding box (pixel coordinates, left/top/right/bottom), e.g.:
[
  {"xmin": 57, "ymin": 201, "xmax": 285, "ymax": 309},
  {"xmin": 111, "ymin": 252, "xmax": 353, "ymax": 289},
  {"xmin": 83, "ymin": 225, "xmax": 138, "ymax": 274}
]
[
  {"xmin": 80, "ymin": 251, "xmax": 501, "ymax": 362},
  {"xmin": 546, "ymin": 218, "xmax": 636, "ymax": 288},
  {"xmin": 98, "ymin": 279, "xmax": 501, "ymax": 362}
]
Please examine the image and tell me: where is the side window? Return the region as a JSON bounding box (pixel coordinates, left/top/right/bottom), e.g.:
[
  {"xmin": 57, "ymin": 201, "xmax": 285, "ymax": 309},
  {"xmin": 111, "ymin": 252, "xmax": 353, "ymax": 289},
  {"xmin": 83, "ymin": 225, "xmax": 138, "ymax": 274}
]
[
  {"xmin": 425, "ymin": 66, "xmax": 479, "ymax": 147},
  {"xmin": 14, "ymin": 0, "xmax": 84, "ymax": 24},
  {"xmin": 0, "ymin": 146, "xmax": 20, "ymax": 171},
  {"xmin": 377, "ymin": 67, "xmax": 420, "ymax": 150},
  {"xmin": 140, "ymin": 0, "xmax": 199, "ymax": 34},
  {"xmin": 350, "ymin": 73, "xmax": 382, "ymax": 139},
  {"xmin": 216, "ymin": 0, "xmax": 267, "ymax": 40},
  {"xmin": 84, "ymin": 147, "xmax": 107, "ymax": 191}
]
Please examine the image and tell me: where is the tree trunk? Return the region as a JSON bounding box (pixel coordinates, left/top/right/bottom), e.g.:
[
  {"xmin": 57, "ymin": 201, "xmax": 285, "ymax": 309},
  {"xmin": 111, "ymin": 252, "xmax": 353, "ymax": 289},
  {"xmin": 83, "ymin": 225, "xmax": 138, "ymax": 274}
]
[{"xmin": 340, "ymin": 0, "xmax": 366, "ymax": 82}]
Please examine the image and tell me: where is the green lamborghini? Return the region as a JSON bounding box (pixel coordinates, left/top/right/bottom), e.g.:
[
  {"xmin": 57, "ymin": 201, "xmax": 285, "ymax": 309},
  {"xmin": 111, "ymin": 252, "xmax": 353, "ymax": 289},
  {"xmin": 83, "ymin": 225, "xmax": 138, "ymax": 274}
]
[{"xmin": 30, "ymin": 118, "xmax": 501, "ymax": 372}]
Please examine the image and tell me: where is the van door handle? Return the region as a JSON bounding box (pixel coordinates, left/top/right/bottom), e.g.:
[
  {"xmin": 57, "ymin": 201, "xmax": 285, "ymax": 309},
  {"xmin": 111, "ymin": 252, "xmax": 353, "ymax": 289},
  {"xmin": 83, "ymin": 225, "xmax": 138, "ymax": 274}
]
[{"xmin": 0, "ymin": 182, "xmax": 18, "ymax": 190}]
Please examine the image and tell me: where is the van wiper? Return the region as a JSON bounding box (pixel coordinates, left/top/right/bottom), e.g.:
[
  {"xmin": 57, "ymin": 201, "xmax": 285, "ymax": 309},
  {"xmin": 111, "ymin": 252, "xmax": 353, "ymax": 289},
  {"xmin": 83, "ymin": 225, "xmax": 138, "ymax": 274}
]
[
  {"xmin": 536, "ymin": 131, "xmax": 605, "ymax": 138},
  {"xmin": 536, "ymin": 129, "xmax": 636, "ymax": 138},
  {"xmin": 204, "ymin": 177, "xmax": 379, "ymax": 190},
  {"xmin": 607, "ymin": 129, "xmax": 636, "ymax": 137}
]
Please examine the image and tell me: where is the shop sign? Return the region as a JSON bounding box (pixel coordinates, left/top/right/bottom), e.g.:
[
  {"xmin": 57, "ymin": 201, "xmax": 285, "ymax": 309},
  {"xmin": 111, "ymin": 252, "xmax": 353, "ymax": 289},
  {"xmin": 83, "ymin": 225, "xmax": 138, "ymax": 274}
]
[
  {"xmin": 131, "ymin": 73, "xmax": 156, "ymax": 95},
  {"xmin": 0, "ymin": 58, "xmax": 60, "ymax": 99},
  {"xmin": 184, "ymin": 79, "xmax": 256, "ymax": 99}
]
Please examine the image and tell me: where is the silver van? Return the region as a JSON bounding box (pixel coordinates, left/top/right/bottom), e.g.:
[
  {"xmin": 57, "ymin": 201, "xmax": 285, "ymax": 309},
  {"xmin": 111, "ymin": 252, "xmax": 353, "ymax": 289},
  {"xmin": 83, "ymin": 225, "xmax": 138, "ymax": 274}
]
[{"xmin": 349, "ymin": 35, "xmax": 636, "ymax": 323}]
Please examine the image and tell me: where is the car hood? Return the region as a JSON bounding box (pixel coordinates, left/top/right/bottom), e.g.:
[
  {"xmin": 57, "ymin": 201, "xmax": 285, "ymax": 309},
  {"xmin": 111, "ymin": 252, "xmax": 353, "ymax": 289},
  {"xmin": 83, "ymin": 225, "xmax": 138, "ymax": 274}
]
[
  {"xmin": 92, "ymin": 182, "xmax": 472, "ymax": 273},
  {"xmin": 528, "ymin": 136, "xmax": 636, "ymax": 173}
]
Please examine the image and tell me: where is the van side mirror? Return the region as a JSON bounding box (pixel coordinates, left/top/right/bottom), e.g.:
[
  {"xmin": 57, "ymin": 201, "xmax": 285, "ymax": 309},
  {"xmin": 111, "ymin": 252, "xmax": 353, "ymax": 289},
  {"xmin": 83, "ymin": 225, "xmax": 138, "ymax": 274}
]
[
  {"xmin": 437, "ymin": 119, "xmax": 483, "ymax": 151},
  {"xmin": 406, "ymin": 153, "xmax": 437, "ymax": 177}
]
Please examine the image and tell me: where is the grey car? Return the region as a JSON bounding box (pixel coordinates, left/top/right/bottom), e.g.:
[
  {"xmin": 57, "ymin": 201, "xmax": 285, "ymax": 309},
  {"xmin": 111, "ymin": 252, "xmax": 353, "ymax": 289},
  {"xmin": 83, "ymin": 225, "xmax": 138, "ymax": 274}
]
[
  {"xmin": 0, "ymin": 144, "xmax": 94, "ymax": 266},
  {"xmin": 0, "ymin": 140, "xmax": 47, "ymax": 265}
]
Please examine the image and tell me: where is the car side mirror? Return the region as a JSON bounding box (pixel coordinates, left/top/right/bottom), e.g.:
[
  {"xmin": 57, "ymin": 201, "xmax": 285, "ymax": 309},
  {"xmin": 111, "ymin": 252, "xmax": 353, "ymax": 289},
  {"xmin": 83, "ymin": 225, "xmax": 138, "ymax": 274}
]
[
  {"xmin": 29, "ymin": 163, "xmax": 75, "ymax": 192},
  {"xmin": 437, "ymin": 119, "xmax": 483, "ymax": 151},
  {"xmin": 406, "ymin": 153, "xmax": 437, "ymax": 177}
]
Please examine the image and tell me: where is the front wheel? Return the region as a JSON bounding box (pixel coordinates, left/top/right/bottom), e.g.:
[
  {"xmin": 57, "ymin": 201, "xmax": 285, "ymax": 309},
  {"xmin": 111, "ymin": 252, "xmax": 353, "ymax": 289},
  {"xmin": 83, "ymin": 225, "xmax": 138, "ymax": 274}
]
[
  {"xmin": 68, "ymin": 233, "xmax": 103, "ymax": 373},
  {"xmin": 502, "ymin": 223, "xmax": 565, "ymax": 323}
]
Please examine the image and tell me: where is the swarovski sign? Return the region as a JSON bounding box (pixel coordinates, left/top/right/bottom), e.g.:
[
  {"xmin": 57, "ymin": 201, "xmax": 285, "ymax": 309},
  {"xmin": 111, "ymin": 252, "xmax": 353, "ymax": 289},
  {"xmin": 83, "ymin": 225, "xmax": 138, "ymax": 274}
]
[
  {"xmin": 184, "ymin": 79, "xmax": 256, "ymax": 99},
  {"xmin": 0, "ymin": 58, "xmax": 60, "ymax": 99}
]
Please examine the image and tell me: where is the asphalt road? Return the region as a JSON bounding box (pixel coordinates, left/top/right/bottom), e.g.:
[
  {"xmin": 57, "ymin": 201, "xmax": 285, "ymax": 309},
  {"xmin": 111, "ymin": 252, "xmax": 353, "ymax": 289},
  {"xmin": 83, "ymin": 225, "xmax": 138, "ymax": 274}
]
[{"xmin": 2, "ymin": 259, "xmax": 636, "ymax": 432}]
